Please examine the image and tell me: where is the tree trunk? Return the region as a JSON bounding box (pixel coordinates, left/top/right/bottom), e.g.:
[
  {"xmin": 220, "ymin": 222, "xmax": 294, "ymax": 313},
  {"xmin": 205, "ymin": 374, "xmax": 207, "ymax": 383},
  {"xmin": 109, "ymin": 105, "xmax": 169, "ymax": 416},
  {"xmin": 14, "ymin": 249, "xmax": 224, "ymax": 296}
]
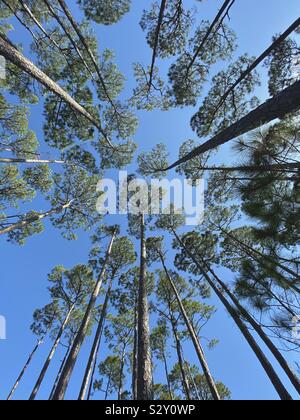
[
  {"xmin": 0, "ymin": 202, "xmax": 72, "ymax": 236},
  {"xmin": 0, "ymin": 158, "xmax": 65, "ymax": 164},
  {"xmin": 78, "ymin": 277, "xmax": 114, "ymax": 400},
  {"xmin": 29, "ymin": 305, "xmax": 75, "ymax": 400},
  {"xmin": 132, "ymin": 297, "xmax": 138, "ymax": 400},
  {"xmin": 160, "ymin": 253, "xmax": 220, "ymax": 400},
  {"xmin": 205, "ymin": 261, "xmax": 300, "ymax": 396},
  {"xmin": 166, "ymin": 79, "xmax": 300, "ymax": 170},
  {"xmin": 171, "ymin": 318, "xmax": 191, "ymax": 400},
  {"xmin": 137, "ymin": 214, "xmax": 153, "ymax": 400},
  {"xmin": 7, "ymin": 338, "xmax": 43, "ymax": 400},
  {"xmin": 148, "ymin": 0, "xmax": 167, "ymax": 90},
  {"xmin": 49, "ymin": 342, "xmax": 71, "ymax": 400},
  {"xmin": 0, "ymin": 33, "xmax": 100, "ymax": 131},
  {"xmin": 218, "ymin": 225, "xmax": 300, "ymax": 288},
  {"xmin": 118, "ymin": 345, "xmax": 126, "ymax": 400},
  {"xmin": 162, "ymin": 352, "xmax": 173, "ymax": 400},
  {"xmin": 51, "ymin": 229, "xmax": 117, "ymax": 400},
  {"xmin": 173, "ymin": 231, "xmax": 293, "ymax": 400},
  {"xmin": 186, "ymin": 0, "xmax": 234, "ymax": 73}
]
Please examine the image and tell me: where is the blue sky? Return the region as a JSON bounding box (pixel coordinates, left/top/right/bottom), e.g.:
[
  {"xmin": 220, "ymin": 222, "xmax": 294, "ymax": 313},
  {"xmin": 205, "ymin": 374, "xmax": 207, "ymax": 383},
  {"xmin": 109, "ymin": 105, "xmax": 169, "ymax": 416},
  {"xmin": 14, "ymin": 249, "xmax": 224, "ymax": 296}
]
[{"xmin": 0, "ymin": 0, "xmax": 299, "ymax": 401}]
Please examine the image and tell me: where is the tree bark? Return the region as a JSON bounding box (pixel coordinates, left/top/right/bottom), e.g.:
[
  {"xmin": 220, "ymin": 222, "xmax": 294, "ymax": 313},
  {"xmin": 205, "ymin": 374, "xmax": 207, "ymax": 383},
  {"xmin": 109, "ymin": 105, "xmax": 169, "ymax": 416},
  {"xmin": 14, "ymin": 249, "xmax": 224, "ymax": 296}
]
[
  {"xmin": 7, "ymin": 338, "xmax": 43, "ymax": 400},
  {"xmin": 137, "ymin": 214, "xmax": 153, "ymax": 400},
  {"xmin": 171, "ymin": 318, "xmax": 191, "ymax": 400},
  {"xmin": 162, "ymin": 352, "xmax": 173, "ymax": 400},
  {"xmin": 78, "ymin": 277, "xmax": 113, "ymax": 400},
  {"xmin": 160, "ymin": 253, "xmax": 220, "ymax": 400},
  {"xmin": 0, "ymin": 202, "xmax": 72, "ymax": 236},
  {"xmin": 0, "ymin": 201, "xmax": 72, "ymax": 235},
  {"xmin": 51, "ymin": 229, "xmax": 117, "ymax": 400},
  {"xmin": 29, "ymin": 305, "xmax": 75, "ymax": 400},
  {"xmin": 148, "ymin": 0, "xmax": 167, "ymax": 91},
  {"xmin": 118, "ymin": 345, "xmax": 126, "ymax": 400},
  {"xmin": 49, "ymin": 342, "xmax": 71, "ymax": 400},
  {"xmin": 173, "ymin": 230, "xmax": 293, "ymax": 400},
  {"xmin": 132, "ymin": 297, "xmax": 138, "ymax": 400},
  {"xmin": 0, "ymin": 158, "xmax": 65, "ymax": 164},
  {"xmin": 0, "ymin": 33, "xmax": 101, "ymax": 130},
  {"xmin": 166, "ymin": 80, "xmax": 300, "ymax": 170}
]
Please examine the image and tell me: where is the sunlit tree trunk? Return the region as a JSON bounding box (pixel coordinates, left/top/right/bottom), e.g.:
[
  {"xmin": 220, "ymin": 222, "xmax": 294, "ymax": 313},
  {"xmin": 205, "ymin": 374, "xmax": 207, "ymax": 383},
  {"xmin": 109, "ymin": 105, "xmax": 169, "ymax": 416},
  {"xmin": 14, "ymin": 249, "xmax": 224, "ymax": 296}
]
[
  {"xmin": 172, "ymin": 230, "xmax": 293, "ymax": 400},
  {"xmin": 137, "ymin": 214, "xmax": 153, "ymax": 400},
  {"xmin": 29, "ymin": 304, "xmax": 75, "ymax": 400},
  {"xmin": 51, "ymin": 229, "xmax": 117, "ymax": 400},
  {"xmin": 7, "ymin": 338, "xmax": 44, "ymax": 400}
]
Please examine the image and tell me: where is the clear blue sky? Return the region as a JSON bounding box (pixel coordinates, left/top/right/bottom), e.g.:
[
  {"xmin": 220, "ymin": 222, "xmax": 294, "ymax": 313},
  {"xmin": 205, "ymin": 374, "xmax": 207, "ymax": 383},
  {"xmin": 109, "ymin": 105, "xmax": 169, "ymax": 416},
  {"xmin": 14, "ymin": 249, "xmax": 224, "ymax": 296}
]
[{"xmin": 0, "ymin": 0, "xmax": 299, "ymax": 401}]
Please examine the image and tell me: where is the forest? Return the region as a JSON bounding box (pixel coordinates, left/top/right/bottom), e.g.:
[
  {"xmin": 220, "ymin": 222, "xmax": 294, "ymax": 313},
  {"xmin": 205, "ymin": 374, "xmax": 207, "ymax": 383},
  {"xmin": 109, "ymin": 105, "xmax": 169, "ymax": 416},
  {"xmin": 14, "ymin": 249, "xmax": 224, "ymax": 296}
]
[{"xmin": 0, "ymin": 0, "xmax": 299, "ymax": 402}]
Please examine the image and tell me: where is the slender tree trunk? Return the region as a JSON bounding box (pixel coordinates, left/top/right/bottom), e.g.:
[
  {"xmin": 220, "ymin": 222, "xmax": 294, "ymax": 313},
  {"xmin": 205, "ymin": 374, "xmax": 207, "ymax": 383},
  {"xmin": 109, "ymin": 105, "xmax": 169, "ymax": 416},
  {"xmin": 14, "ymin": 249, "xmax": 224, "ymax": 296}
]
[
  {"xmin": 0, "ymin": 202, "xmax": 72, "ymax": 236},
  {"xmin": 160, "ymin": 253, "xmax": 220, "ymax": 400},
  {"xmin": 173, "ymin": 231, "xmax": 293, "ymax": 400},
  {"xmin": 162, "ymin": 352, "xmax": 173, "ymax": 400},
  {"xmin": 171, "ymin": 318, "xmax": 191, "ymax": 400},
  {"xmin": 166, "ymin": 79, "xmax": 300, "ymax": 170},
  {"xmin": 186, "ymin": 0, "xmax": 234, "ymax": 73},
  {"xmin": 78, "ymin": 277, "xmax": 114, "ymax": 400},
  {"xmin": 132, "ymin": 297, "xmax": 138, "ymax": 400},
  {"xmin": 29, "ymin": 305, "xmax": 75, "ymax": 400},
  {"xmin": 49, "ymin": 343, "xmax": 71, "ymax": 400},
  {"xmin": 0, "ymin": 158, "xmax": 65, "ymax": 164},
  {"xmin": 56, "ymin": 0, "xmax": 114, "ymax": 108},
  {"xmin": 204, "ymin": 261, "xmax": 300, "ymax": 396},
  {"xmin": 86, "ymin": 315, "xmax": 106, "ymax": 401},
  {"xmin": 17, "ymin": 0, "xmax": 69, "ymax": 60},
  {"xmin": 218, "ymin": 225, "xmax": 300, "ymax": 288},
  {"xmin": 7, "ymin": 338, "xmax": 43, "ymax": 400},
  {"xmin": 209, "ymin": 17, "xmax": 300, "ymax": 120},
  {"xmin": 51, "ymin": 229, "xmax": 117, "ymax": 400},
  {"xmin": 198, "ymin": 163, "xmax": 300, "ymax": 173},
  {"xmin": 118, "ymin": 345, "xmax": 126, "ymax": 400},
  {"xmin": 185, "ymin": 359, "xmax": 202, "ymax": 400},
  {"xmin": 148, "ymin": 0, "xmax": 167, "ymax": 90},
  {"xmin": 137, "ymin": 214, "xmax": 153, "ymax": 400},
  {"xmin": 0, "ymin": 33, "xmax": 101, "ymax": 131}
]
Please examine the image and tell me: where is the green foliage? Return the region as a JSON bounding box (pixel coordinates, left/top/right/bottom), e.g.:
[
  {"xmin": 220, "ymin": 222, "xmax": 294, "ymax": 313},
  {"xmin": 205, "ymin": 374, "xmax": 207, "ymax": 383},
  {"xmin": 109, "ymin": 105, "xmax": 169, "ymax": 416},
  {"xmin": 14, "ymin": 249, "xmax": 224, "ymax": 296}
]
[
  {"xmin": 78, "ymin": 0, "xmax": 131, "ymax": 25},
  {"xmin": 191, "ymin": 55, "xmax": 261, "ymax": 137}
]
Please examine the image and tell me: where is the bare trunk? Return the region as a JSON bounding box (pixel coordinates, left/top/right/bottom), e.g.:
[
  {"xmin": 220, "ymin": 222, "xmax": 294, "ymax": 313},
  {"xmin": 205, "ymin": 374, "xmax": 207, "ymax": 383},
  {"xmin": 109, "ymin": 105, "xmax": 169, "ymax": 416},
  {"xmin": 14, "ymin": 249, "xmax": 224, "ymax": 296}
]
[
  {"xmin": 49, "ymin": 342, "xmax": 72, "ymax": 400},
  {"xmin": 132, "ymin": 297, "xmax": 138, "ymax": 400},
  {"xmin": 186, "ymin": 0, "xmax": 234, "ymax": 73},
  {"xmin": 7, "ymin": 338, "xmax": 43, "ymax": 400},
  {"xmin": 148, "ymin": 0, "xmax": 167, "ymax": 90},
  {"xmin": 137, "ymin": 214, "xmax": 153, "ymax": 400},
  {"xmin": 173, "ymin": 231, "xmax": 293, "ymax": 400},
  {"xmin": 205, "ymin": 261, "xmax": 300, "ymax": 396},
  {"xmin": 118, "ymin": 345, "xmax": 126, "ymax": 400},
  {"xmin": 0, "ymin": 202, "xmax": 72, "ymax": 236},
  {"xmin": 0, "ymin": 33, "xmax": 100, "ymax": 130},
  {"xmin": 160, "ymin": 253, "xmax": 220, "ymax": 400},
  {"xmin": 78, "ymin": 277, "xmax": 113, "ymax": 400},
  {"xmin": 51, "ymin": 230, "xmax": 117, "ymax": 400},
  {"xmin": 0, "ymin": 158, "xmax": 65, "ymax": 164},
  {"xmin": 171, "ymin": 319, "xmax": 191, "ymax": 400},
  {"xmin": 162, "ymin": 352, "xmax": 173, "ymax": 400},
  {"xmin": 29, "ymin": 305, "xmax": 75, "ymax": 400},
  {"xmin": 166, "ymin": 80, "xmax": 300, "ymax": 170}
]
